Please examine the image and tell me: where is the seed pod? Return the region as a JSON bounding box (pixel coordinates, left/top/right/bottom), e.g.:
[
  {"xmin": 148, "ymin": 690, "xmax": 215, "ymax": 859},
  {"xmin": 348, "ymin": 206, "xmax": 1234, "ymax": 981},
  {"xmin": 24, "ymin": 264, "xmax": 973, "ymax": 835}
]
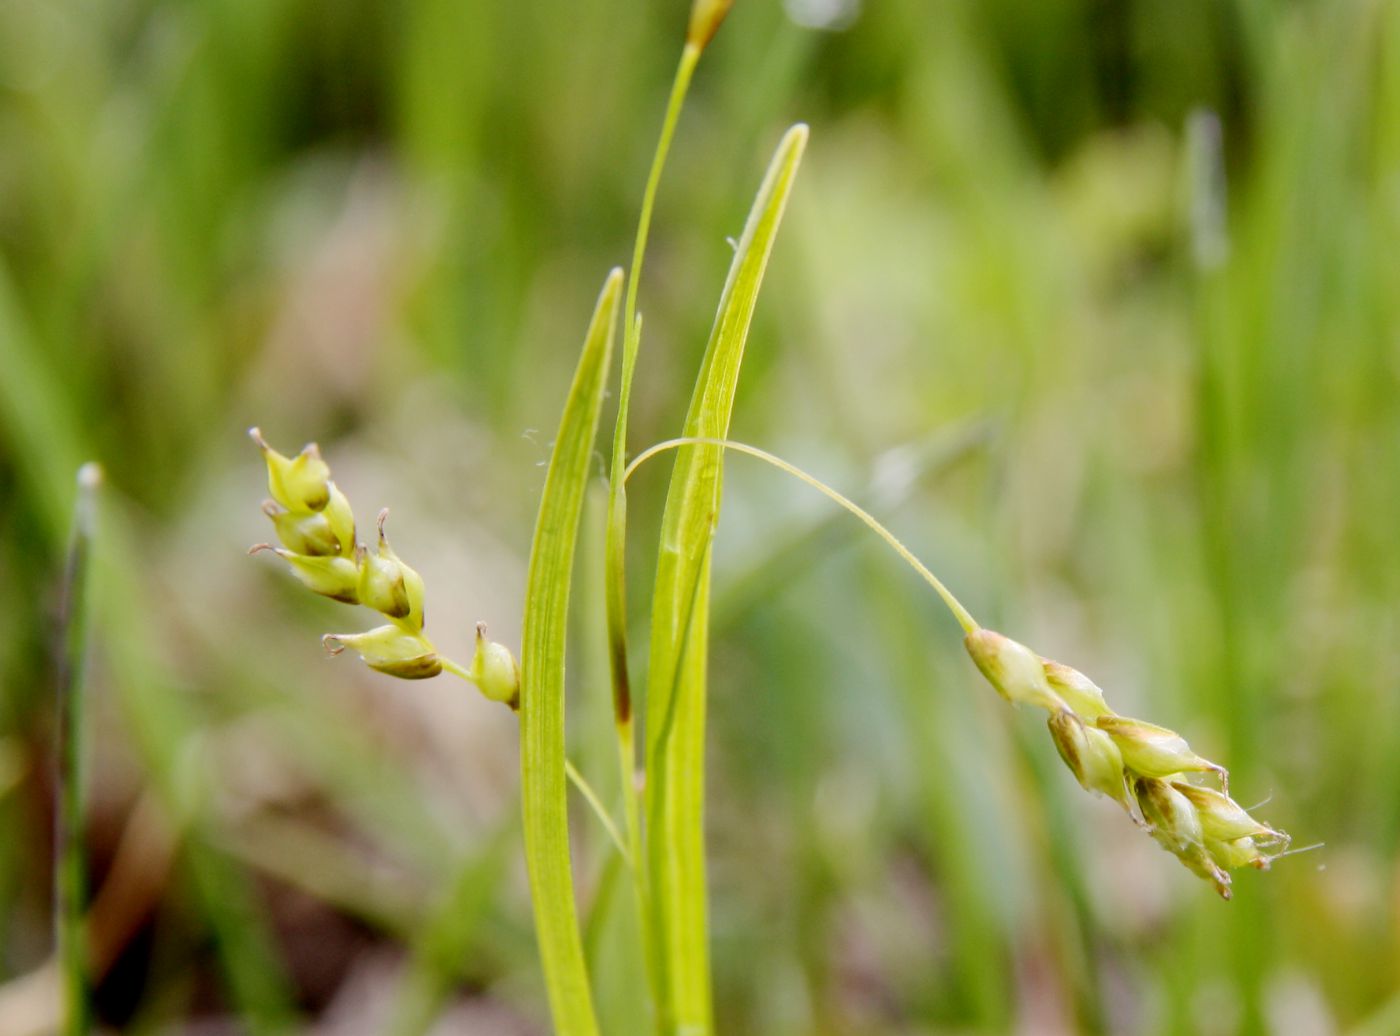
[
  {"xmin": 323, "ymin": 625, "xmax": 441, "ymax": 679},
  {"xmin": 471, "ymin": 622, "xmax": 520, "ymax": 709},
  {"xmin": 250, "ymin": 544, "xmax": 359, "ymax": 604},
  {"xmin": 1047, "ymin": 709, "xmax": 1133, "ymax": 814},
  {"xmin": 264, "ymin": 500, "xmax": 340, "ymax": 557},
  {"xmin": 965, "ymin": 630, "xmax": 1064, "ymax": 711},
  {"xmin": 1097, "ymin": 715, "xmax": 1227, "ymax": 788},
  {"xmin": 250, "ymin": 428, "xmax": 331, "ymax": 513},
  {"xmin": 960, "ymin": 623, "xmax": 1292, "ymax": 897},
  {"xmin": 1171, "ymin": 783, "xmax": 1287, "ymax": 845},
  {"xmin": 1135, "ymin": 776, "xmax": 1204, "ymax": 849},
  {"xmin": 1176, "ymin": 840, "xmax": 1234, "ymax": 899},
  {"xmin": 323, "ymin": 483, "xmax": 356, "ymax": 557},
  {"xmin": 357, "ymin": 543, "xmax": 411, "ymax": 620},
  {"xmin": 1206, "ymin": 835, "xmax": 1272, "ymax": 871},
  {"xmin": 371, "ymin": 510, "xmax": 426, "ymax": 628},
  {"xmin": 1135, "ymin": 777, "xmax": 1233, "ymax": 897},
  {"xmin": 1042, "ymin": 660, "xmax": 1112, "ymax": 720}
]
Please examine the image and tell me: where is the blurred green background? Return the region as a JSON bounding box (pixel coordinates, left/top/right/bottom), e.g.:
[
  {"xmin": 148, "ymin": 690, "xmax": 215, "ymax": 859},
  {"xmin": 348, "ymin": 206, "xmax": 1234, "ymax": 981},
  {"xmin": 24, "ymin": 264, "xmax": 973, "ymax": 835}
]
[{"xmin": 2, "ymin": 0, "xmax": 1398, "ymax": 1032}]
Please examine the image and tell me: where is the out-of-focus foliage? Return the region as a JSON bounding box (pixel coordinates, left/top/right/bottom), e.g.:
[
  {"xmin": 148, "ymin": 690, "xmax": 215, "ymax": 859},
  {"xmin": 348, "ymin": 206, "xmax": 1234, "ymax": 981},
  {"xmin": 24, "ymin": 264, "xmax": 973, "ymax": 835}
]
[{"xmin": 1, "ymin": 0, "xmax": 1397, "ymax": 1032}]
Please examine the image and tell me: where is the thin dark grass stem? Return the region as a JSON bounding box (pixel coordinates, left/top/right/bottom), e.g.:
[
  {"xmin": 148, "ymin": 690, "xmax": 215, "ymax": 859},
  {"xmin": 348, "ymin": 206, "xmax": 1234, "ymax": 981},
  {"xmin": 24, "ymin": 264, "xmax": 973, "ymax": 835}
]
[{"xmin": 55, "ymin": 462, "xmax": 101, "ymax": 1036}]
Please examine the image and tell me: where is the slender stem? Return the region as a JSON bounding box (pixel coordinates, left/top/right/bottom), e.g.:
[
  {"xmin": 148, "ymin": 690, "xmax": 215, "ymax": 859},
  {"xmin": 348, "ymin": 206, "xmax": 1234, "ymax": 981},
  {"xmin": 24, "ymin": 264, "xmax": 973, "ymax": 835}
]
[
  {"xmin": 439, "ymin": 657, "xmax": 476, "ymax": 683},
  {"xmin": 616, "ymin": 44, "xmax": 701, "ymax": 465},
  {"xmin": 626, "ymin": 437, "xmax": 982, "ymax": 634},
  {"xmin": 409, "ymin": 621, "xmax": 482, "ymax": 691},
  {"xmin": 56, "ymin": 462, "xmax": 101, "ymax": 1036},
  {"xmin": 615, "ymin": 709, "xmax": 641, "ymax": 875},
  {"xmin": 607, "ymin": 39, "xmax": 701, "ymax": 755},
  {"xmin": 602, "ymin": 41, "xmax": 702, "ymax": 1018},
  {"xmin": 564, "ymin": 759, "xmax": 632, "ymax": 868}
]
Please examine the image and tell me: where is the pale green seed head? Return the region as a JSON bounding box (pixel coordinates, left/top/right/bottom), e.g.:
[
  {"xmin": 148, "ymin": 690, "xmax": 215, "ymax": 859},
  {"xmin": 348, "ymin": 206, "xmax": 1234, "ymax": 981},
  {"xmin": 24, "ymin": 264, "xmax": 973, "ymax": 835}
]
[
  {"xmin": 472, "ymin": 623, "xmax": 520, "ymax": 709},
  {"xmin": 1171, "ymin": 783, "xmax": 1285, "ymax": 845},
  {"xmin": 1175, "ymin": 838, "xmax": 1234, "ymax": 899},
  {"xmin": 1136, "ymin": 795, "xmax": 1235, "ymax": 896},
  {"xmin": 250, "ymin": 544, "xmax": 359, "ymax": 604},
  {"xmin": 373, "ymin": 510, "xmax": 425, "ymax": 628},
  {"xmin": 1135, "ymin": 776, "xmax": 1205, "ymax": 851},
  {"xmin": 1042, "ymin": 660, "xmax": 1113, "ymax": 720},
  {"xmin": 264, "ymin": 500, "xmax": 340, "ymax": 557},
  {"xmin": 964, "ymin": 630, "xmax": 1064, "ymax": 711},
  {"xmin": 250, "ymin": 427, "xmax": 331, "ymax": 513},
  {"xmin": 323, "ymin": 483, "xmax": 357, "ymax": 557},
  {"xmin": 356, "ymin": 544, "xmax": 411, "ymax": 620},
  {"xmin": 1047, "ymin": 708, "xmax": 1133, "ymax": 812},
  {"xmin": 961, "ymin": 626, "xmax": 1290, "ymax": 898},
  {"xmin": 1137, "ymin": 777, "xmax": 1235, "ymax": 898},
  {"xmin": 323, "ymin": 625, "xmax": 441, "ymax": 680},
  {"xmin": 1097, "ymin": 715, "xmax": 1224, "ymax": 785},
  {"xmin": 1206, "ymin": 834, "xmax": 1272, "ymax": 871}
]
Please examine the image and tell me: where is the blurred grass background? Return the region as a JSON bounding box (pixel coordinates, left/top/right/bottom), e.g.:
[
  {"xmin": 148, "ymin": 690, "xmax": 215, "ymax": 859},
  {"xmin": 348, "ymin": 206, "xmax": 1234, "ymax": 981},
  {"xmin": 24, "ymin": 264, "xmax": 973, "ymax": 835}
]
[{"xmin": 2, "ymin": 0, "xmax": 1399, "ymax": 1032}]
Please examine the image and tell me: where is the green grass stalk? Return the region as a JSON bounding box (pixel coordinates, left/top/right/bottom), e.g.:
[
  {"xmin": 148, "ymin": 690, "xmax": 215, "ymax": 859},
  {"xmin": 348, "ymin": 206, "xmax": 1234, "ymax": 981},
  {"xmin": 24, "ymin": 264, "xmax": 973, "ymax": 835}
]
[{"xmin": 565, "ymin": 760, "xmax": 632, "ymax": 866}]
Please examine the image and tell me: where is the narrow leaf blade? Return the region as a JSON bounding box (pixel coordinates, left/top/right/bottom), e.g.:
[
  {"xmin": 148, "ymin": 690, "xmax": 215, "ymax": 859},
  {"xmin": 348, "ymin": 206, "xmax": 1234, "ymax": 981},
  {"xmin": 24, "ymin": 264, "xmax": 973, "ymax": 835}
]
[
  {"xmin": 521, "ymin": 267, "xmax": 623, "ymax": 1036},
  {"xmin": 643, "ymin": 124, "xmax": 808, "ymax": 1035}
]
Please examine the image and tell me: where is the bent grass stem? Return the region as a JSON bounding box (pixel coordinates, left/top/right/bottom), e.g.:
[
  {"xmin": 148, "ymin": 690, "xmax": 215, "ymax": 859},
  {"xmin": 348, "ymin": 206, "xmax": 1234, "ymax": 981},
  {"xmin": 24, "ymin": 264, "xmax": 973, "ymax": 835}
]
[
  {"xmin": 624, "ymin": 437, "xmax": 981, "ymax": 635},
  {"xmin": 564, "ymin": 760, "xmax": 633, "ymax": 869}
]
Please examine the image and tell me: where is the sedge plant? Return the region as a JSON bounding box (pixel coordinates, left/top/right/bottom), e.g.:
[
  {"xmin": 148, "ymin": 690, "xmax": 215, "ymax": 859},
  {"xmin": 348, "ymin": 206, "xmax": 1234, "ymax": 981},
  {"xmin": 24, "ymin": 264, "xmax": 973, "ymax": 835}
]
[{"xmin": 247, "ymin": 1, "xmax": 1301, "ymax": 1032}]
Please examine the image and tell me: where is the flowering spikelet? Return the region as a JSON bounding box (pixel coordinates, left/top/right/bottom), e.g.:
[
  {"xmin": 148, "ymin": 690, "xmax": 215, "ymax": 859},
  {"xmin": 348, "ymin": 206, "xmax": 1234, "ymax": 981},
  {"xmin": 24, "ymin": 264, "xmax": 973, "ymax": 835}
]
[
  {"xmin": 324, "ymin": 626, "xmax": 442, "ymax": 680},
  {"xmin": 965, "ymin": 629, "xmax": 1292, "ymax": 899},
  {"xmin": 248, "ymin": 429, "xmax": 519, "ymax": 704},
  {"xmin": 469, "ymin": 621, "xmax": 521, "ymax": 709}
]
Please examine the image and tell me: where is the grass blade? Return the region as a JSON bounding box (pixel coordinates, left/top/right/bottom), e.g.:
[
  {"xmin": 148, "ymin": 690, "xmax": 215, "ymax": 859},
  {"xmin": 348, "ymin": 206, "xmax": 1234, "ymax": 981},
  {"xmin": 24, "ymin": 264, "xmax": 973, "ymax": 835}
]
[
  {"xmin": 55, "ymin": 463, "xmax": 101, "ymax": 1036},
  {"xmin": 520, "ymin": 267, "xmax": 623, "ymax": 1036},
  {"xmin": 643, "ymin": 123, "xmax": 807, "ymax": 1035}
]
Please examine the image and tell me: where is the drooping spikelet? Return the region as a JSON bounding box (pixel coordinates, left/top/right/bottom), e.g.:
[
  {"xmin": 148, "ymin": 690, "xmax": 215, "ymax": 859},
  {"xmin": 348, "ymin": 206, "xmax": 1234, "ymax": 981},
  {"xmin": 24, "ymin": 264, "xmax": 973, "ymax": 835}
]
[
  {"xmin": 248, "ymin": 429, "xmax": 519, "ymax": 706},
  {"xmin": 965, "ymin": 628, "xmax": 1292, "ymax": 900}
]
